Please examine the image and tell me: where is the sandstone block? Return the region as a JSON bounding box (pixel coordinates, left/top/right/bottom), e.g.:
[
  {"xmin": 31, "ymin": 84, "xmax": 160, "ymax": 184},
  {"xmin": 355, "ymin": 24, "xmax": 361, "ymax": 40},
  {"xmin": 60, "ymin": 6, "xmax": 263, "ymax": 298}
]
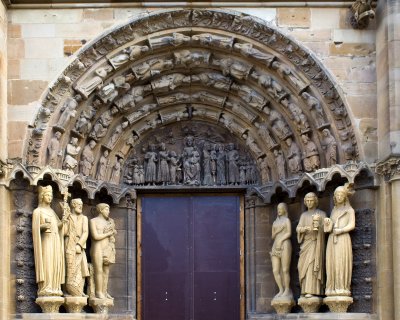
[
  {"xmin": 8, "ymin": 24, "xmax": 21, "ymax": 38},
  {"xmin": 24, "ymin": 38, "xmax": 64, "ymax": 59},
  {"xmin": 233, "ymin": 8, "xmax": 277, "ymax": 25},
  {"xmin": 8, "ymin": 140, "xmax": 25, "ymax": 159},
  {"xmin": 333, "ymin": 29, "xmax": 376, "ymax": 44},
  {"xmin": 21, "ymin": 23, "xmax": 56, "ymax": 38},
  {"xmin": 7, "ymin": 59, "xmax": 20, "ymax": 79},
  {"xmin": 7, "ymin": 39, "xmax": 24, "ymax": 59},
  {"xmin": 8, "ymin": 121, "xmax": 28, "ymax": 141},
  {"xmin": 8, "ymin": 104, "xmax": 39, "ymax": 122},
  {"xmin": 83, "ymin": 8, "xmax": 114, "ymax": 21},
  {"xmin": 287, "ymin": 29, "xmax": 331, "ymax": 42},
  {"xmin": 329, "ymin": 43, "xmax": 375, "ymax": 56},
  {"xmin": 9, "ymin": 9, "xmax": 83, "ymax": 24},
  {"xmin": 277, "ymin": 8, "xmax": 310, "ymax": 28},
  {"xmin": 20, "ymin": 59, "xmax": 49, "ymax": 80},
  {"xmin": 113, "ymin": 8, "xmax": 146, "ymax": 21},
  {"xmin": 346, "ymin": 95, "xmax": 377, "ymax": 119},
  {"xmin": 64, "ymin": 39, "xmax": 83, "ymax": 56},
  {"xmin": 8, "ymin": 79, "xmax": 48, "ymax": 105},
  {"xmin": 55, "ymin": 22, "xmax": 106, "ymax": 38},
  {"xmin": 310, "ymin": 8, "xmax": 340, "ymax": 30},
  {"xmin": 302, "ymin": 42, "xmax": 330, "ymax": 57}
]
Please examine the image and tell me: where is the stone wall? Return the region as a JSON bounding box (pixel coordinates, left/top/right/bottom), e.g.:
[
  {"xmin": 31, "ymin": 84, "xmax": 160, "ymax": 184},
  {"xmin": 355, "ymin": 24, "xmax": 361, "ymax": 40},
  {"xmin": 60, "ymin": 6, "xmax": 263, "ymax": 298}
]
[{"xmin": 6, "ymin": 6, "xmax": 377, "ymax": 164}]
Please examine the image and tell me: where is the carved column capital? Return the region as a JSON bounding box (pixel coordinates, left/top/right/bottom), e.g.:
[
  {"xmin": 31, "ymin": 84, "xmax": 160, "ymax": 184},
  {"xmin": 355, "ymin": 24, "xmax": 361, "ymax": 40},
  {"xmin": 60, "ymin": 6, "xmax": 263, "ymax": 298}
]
[{"xmin": 375, "ymin": 156, "xmax": 400, "ymax": 180}]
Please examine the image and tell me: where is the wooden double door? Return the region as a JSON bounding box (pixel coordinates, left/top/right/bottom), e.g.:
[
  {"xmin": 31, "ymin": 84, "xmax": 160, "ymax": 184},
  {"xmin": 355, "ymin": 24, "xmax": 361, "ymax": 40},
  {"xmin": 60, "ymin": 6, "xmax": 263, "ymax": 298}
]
[{"xmin": 138, "ymin": 194, "xmax": 244, "ymax": 320}]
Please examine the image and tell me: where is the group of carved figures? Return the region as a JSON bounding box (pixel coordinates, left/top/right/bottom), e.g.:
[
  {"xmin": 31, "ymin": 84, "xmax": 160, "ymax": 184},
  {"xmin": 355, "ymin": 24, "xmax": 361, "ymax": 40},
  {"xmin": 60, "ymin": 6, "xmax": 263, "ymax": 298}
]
[
  {"xmin": 125, "ymin": 136, "xmax": 259, "ymax": 186},
  {"xmin": 270, "ymin": 183, "xmax": 355, "ymax": 313},
  {"xmin": 32, "ymin": 185, "xmax": 116, "ymax": 313}
]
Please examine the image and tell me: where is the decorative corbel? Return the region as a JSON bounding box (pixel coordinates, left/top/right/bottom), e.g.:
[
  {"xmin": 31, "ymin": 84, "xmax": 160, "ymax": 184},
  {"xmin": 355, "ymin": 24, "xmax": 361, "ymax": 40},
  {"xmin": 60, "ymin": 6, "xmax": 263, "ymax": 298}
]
[{"xmin": 350, "ymin": 0, "xmax": 375, "ymax": 29}]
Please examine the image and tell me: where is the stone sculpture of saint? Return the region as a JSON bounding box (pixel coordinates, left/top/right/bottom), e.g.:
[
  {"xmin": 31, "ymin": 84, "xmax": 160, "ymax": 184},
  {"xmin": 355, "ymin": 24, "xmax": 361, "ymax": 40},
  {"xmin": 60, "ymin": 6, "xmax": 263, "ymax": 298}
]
[
  {"xmin": 80, "ymin": 140, "xmax": 96, "ymax": 176},
  {"xmin": 32, "ymin": 185, "xmax": 65, "ymax": 297},
  {"xmin": 64, "ymin": 198, "xmax": 89, "ymax": 296},
  {"xmin": 302, "ymin": 134, "xmax": 320, "ymax": 172},
  {"xmin": 157, "ymin": 143, "xmax": 170, "ymax": 185},
  {"xmin": 96, "ymin": 150, "xmax": 109, "ymax": 181},
  {"xmin": 226, "ymin": 143, "xmax": 240, "ymax": 185},
  {"xmin": 271, "ymin": 203, "xmax": 292, "ymax": 299},
  {"xmin": 321, "ymin": 129, "xmax": 337, "ymax": 167},
  {"xmin": 56, "ymin": 95, "xmax": 81, "ymax": 129},
  {"xmin": 216, "ymin": 144, "xmax": 226, "ymax": 185},
  {"xmin": 47, "ymin": 131, "xmax": 62, "ymax": 166},
  {"xmin": 169, "ymin": 151, "xmax": 179, "ymax": 184},
  {"xmin": 324, "ymin": 183, "xmax": 355, "ymax": 297},
  {"xmin": 89, "ymin": 203, "xmax": 117, "ymax": 299},
  {"xmin": 297, "ymin": 192, "xmax": 326, "ymax": 298},
  {"xmin": 286, "ymin": 137, "xmax": 302, "ymax": 175},
  {"xmin": 63, "ymin": 137, "xmax": 81, "ymax": 173},
  {"xmin": 202, "ymin": 142, "xmax": 213, "ymax": 186},
  {"xmin": 110, "ymin": 158, "xmax": 123, "ymax": 184},
  {"xmin": 145, "ymin": 145, "xmax": 158, "ymax": 185}
]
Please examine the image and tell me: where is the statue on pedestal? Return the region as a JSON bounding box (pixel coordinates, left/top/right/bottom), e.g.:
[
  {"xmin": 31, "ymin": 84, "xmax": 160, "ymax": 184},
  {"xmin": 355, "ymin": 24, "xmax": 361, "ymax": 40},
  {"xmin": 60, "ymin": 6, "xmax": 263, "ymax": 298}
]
[
  {"xmin": 270, "ymin": 203, "xmax": 294, "ymax": 314},
  {"xmin": 89, "ymin": 203, "xmax": 116, "ymax": 313},
  {"xmin": 323, "ymin": 183, "xmax": 355, "ymax": 312},
  {"xmin": 297, "ymin": 192, "xmax": 326, "ymax": 313},
  {"xmin": 32, "ymin": 185, "xmax": 65, "ymax": 312}
]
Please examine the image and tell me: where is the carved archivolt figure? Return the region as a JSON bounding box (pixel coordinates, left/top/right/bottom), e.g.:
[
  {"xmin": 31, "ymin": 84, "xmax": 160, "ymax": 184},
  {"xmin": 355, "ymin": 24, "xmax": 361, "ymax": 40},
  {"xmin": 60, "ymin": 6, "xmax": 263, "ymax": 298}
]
[
  {"xmin": 76, "ymin": 65, "xmax": 113, "ymax": 99},
  {"xmin": 234, "ymin": 42, "xmax": 275, "ymax": 66},
  {"xmin": 64, "ymin": 198, "xmax": 89, "ymax": 296},
  {"xmin": 258, "ymin": 157, "xmax": 270, "ymax": 184},
  {"xmin": 252, "ymin": 72, "xmax": 287, "ymax": 101},
  {"xmin": 56, "ymin": 95, "xmax": 81, "ymax": 129},
  {"xmin": 90, "ymin": 106, "xmax": 119, "ymax": 140},
  {"xmin": 151, "ymin": 73, "xmax": 190, "ymax": 93},
  {"xmin": 96, "ymin": 150, "xmax": 109, "ymax": 181},
  {"xmin": 264, "ymin": 107, "xmax": 291, "ymax": 140},
  {"xmin": 321, "ymin": 129, "xmax": 337, "ymax": 167},
  {"xmin": 174, "ymin": 49, "xmax": 211, "ymax": 67},
  {"xmin": 106, "ymin": 121, "xmax": 129, "ymax": 148},
  {"xmin": 109, "ymin": 45, "xmax": 149, "ymax": 69},
  {"xmin": 63, "ymin": 137, "xmax": 81, "ymax": 172},
  {"xmin": 271, "ymin": 203, "xmax": 292, "ymax": 298},
  {"xmin": 254, "ymin": 122, "xmax": 277, "ymax": 149},
  {"xmin": 297, "ymin": 193, "xmax": 326, "ymax": 297},
  {"xmin": 32, "ymin": 185, "xmax": 65, "ymax": 297},
  {"xmin": 301, "ymin": 134, "xmax": 320, "ymax": 172},
  {"xmin": 281, "ymin": 99, "xmax": 310, "ymax": 133},
  {"xmin": 74, "ymin": 103, "xmax": 97, "ymax": 135},
  {"xmin": 285, "ymin": 137, "xmax": 302, "ymax": 175},
  {"xmin": 89, "ymin": 203, "xmax": 117, "ymax": 299},
  {"xmin": 214, "ymin": 57, "xmax": 252, "ymax": 80},
  {"xmin": 110, "ymin": 158, "xmax": 123, "ymax": 184},
  {"xmin": 274, "ymin": 149, "xmax": 286, "ymax": 180},
  {"xmin": 302, "ymin": 92, "xmax": 326, "ymax": 127},
  {"xmin": 191, "ymin": 72, "xmax": 231, "ymax": 91},
  {"xmin": 191, "ymin": 33, "xmax": 234, "ymax": 49},
  {"xmin": 149, "ymin": 32, "xmax": 191, "ymax": 49},
  {"xmin": 231, "ymin": 83, "xmax": 267, "ymax": 110},
  {"xmin": 324, "ymin": 184, "xmax": 355, "ymax": 297},
  {"xmin": 271, "ymin": 61, "xmax": 308, "ymax": 93},
  {"xmin": 47, "ymin": 131, "xmax": 62, "ymax": 166},
  {"xmin": 132, "ymin": 58, "xmax": 174, "ymax": 80},
  {"xmin": 80, "ymin": 140, "xmax": 96, "ymax": 176}
]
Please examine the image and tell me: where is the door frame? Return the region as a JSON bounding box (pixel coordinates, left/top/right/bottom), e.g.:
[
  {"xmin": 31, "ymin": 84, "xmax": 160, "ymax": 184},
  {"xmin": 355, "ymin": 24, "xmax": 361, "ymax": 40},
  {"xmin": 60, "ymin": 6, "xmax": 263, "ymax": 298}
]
[{"xmin": 137, "ymin": 193, "xmax": 245, "ymax": 320}]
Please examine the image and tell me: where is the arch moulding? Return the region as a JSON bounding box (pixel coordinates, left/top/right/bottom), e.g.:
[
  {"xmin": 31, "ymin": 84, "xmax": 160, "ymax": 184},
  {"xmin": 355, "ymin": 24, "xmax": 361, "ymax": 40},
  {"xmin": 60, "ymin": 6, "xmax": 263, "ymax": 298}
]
[{"xmin": 11, "ymin": 8, "xmax": 373, "ymax": 201}]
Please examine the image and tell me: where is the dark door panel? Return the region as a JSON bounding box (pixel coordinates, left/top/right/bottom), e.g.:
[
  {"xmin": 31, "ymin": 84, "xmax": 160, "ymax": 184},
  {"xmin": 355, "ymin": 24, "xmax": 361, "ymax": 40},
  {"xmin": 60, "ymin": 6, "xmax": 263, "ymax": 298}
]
[{"xmin": 141, "ymin": 195, "xmax": 240, "ymax": 320}]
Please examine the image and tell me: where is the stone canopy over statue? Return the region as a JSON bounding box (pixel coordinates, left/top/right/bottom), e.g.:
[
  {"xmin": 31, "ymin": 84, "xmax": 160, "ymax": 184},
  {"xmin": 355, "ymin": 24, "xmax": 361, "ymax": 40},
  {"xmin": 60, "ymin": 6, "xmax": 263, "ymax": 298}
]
[{"xmin": 32, "ymin": 186, "xmax": 117, "ymax": 314}]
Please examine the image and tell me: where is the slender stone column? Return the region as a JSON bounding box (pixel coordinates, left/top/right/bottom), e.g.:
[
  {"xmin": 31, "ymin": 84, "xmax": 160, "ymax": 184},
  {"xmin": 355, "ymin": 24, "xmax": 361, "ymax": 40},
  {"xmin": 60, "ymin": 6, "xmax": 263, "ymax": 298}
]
[
  {"xmin": 0, "ymin": 3, "xmax": 10, "ymax": 319},
  {"xmin": 390, "ymin": 173, "xmax": 400, "ymax": 320}
]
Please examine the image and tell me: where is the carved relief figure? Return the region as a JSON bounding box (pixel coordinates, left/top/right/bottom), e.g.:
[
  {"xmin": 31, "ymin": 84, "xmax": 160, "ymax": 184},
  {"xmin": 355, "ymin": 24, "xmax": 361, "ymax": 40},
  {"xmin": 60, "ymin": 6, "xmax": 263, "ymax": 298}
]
[
  {"xmin": 258, "ymin": 157, "xmax": 270, "ymax": 184},
  {"xmin": 74, "ymin": 103, "xmax": 98, "ymax": 135},
  {"xmin": 32, "ymin": 185, "xmax": 65, "ymax": 297},
  {"xmin": 169, "ymin": 151, "xmax": 180, "ymax": 184},
  {"xmin": 234, "ymin": 42, "xmax": 275, "ymax": 66},
  {"xmin": 255, "ymin": 122, "xmax": 277, "ymax": 149},
  {"xmin": 174, "ymin": 50, "xmax": 211, "ymax": 67},
  {"xmin": 63, "ymin": 137, "xmax": 81, "ymax": 172},
  {"xmin": 216, "ymin": 144, "xmax": 227, "ymax": 185},
  {"xmin": 127, "ymin": 103, "xmax": 158, "ymax": 124},
  {"xmin": 281, "ymin": 99, "xmax": 310, "ymax": 133},
  {"xmin": 264, "ymin": 107, "xmax": 291, "ymax": 140},
  {"xmin": 106, "ymin": 121, "xmax": 129, "ymax": 148},
  {"xmin": 191, "ymin": 33, "xmax": 234, "ymax": 49},
  {"xmin": 149, "ymin": 32, "xmax": 191, "ymax": 49},
  {"xmin": 226, "ymin": 143, "xmax": 240, "ymax": 185},
  {"xmin": 144, "ymin": 145, "xmax": 158, "ymax": 185},
  {"xmin": 286, "ymin": 137, "xmax": 302, "ymax": 175},
  {"xmin": 321, "ymin": 129, "xmax": 337, "ymax": 167},
  {"xmin": 271, "ymin": 61, "xmax": 308, "ymax": 93},
  {"xmin": 202, "ymin": 142, "xmax": 213, "ymax": 186},
  {"xmin": 47, "ymin": 131, "xmax": 62, "ymax": 166},
  {"xmin": 89, "ymin": 203, "xmax": 117, "ymax": 299},
  {"xmin": 157, "ymin": 143, "xmax": 170, "ymax": 185},
  {"xmin": 76, "ymin": 65, "xmax": 113, "ymax": 99},
  {"xmin": 110, "ymin": 158, "xmax": 124, "ymax": 184},
  {"xmin": 271, "ymin": 203, "xmax": 292, "ymax": 298},
  {"xmin": 56, "ymin": 95, "xmax": 81, "ymax": 129},
  {"xmin": 274, "ymin": 149, "xmax": 286, "ymax": 180},
  {"xmin": 115, "ymin": 85, "xmax": 151, "ymax": 112},
  {"xmin": 191, "ymin": 72, "xmax": 231, "ymax": 91},
  {"xmin": 151, "ymin": 73, "xmax": 190, "ymax": 93},
  {"xmin": 297, "ymin": 193, "xmax": 327, "ymax": 297},
  {"xmin": 231, "ymin": 83, "xmax": 267, "ymax": 110},
  {"xmin": 96, "ymin": 150, "xmax": 109, "ymax": 181},
  {"xmin": 90, "ymin": 106, "xmax": 119, "ymax": 140},
  {"xmin": 182, "ymin": 136, "xmax": 200, "ymax": 185},
  {"xmin": 252, "ymin": 72, "xmax": 288, "ymax": 101},
  {"xmin": 64, "ymin": 198, "xmax": 89, "ymax": 296},
  {"xmin": 214, "ymin": 57, "xmax": 252, "ymax": 80},
  {"xmin": 80, "ymin": 140, "xmax": 96, "ymax": 176},
  {"xmin": 302, "ymin": 92, "xmax": 327, "ymax": 127},
  {"xmin": 132, "ymin": 58, "xmax": 174, "ymax": 80},
  {"xmin": 109, "ymin": 45, "xmax": 149, "ymax": 69},
  {"xmin": 242, "ymin": 132, "xmax": 263, "ymax": 157},
  {"xmin": 301, "ymin": 134, "xmax": 320, "ymax": 172},
  {"xmin": 324, "ymin": 184, "xmax": 355, "ymax": 297}
]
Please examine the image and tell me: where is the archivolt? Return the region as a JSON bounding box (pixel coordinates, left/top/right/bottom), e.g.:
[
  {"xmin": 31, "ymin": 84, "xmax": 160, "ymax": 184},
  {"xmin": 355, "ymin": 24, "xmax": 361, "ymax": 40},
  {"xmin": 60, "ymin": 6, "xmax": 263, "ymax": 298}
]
[{"xmin": 26, "ymin": 9, "xmax": 360, "ymax": 186}]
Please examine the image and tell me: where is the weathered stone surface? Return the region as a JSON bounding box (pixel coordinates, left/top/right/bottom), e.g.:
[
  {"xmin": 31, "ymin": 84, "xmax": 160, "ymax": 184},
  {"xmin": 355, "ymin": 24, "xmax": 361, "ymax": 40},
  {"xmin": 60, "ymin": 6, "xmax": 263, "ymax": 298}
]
[
  {"xmin": 277, "ymin": 8, "xmax": 310, "ymax": 28},
  {"xmin": 83, "ymin": 8, "xmax": 113, "ymax": 21},
  {"xmin": 329, "ymin": 43, "xmax": 375, "ymax": 56},
  {"xmin": 8, "ymin": 79, "xmax": 48, "ymax": 105}
]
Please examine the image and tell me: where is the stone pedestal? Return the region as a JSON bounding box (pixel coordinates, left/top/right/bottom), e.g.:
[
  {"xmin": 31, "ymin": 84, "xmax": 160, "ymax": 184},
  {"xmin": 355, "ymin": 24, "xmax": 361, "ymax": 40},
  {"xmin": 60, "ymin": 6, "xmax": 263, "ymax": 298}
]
[
  {"xmin": 89, "ymin": 297, "xmax": 114, "ymax": 314},
  {"xmin": 324, "ymin": 296, "xmax": 353, "ymax": 312},
  {"xmin": 271, "ymin": 296, "xmax": 295, "ymax": 314},
  {"xmin": 35, "ymin": 296, "xmax": 64, "ymax": 313},
  {"xmin": 64, "ymin": 296, "xmax": 88, "ymax": 313},
  {"xmin": 298, "ymin": 296, "xmax": 323, "ymax": 313}
]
